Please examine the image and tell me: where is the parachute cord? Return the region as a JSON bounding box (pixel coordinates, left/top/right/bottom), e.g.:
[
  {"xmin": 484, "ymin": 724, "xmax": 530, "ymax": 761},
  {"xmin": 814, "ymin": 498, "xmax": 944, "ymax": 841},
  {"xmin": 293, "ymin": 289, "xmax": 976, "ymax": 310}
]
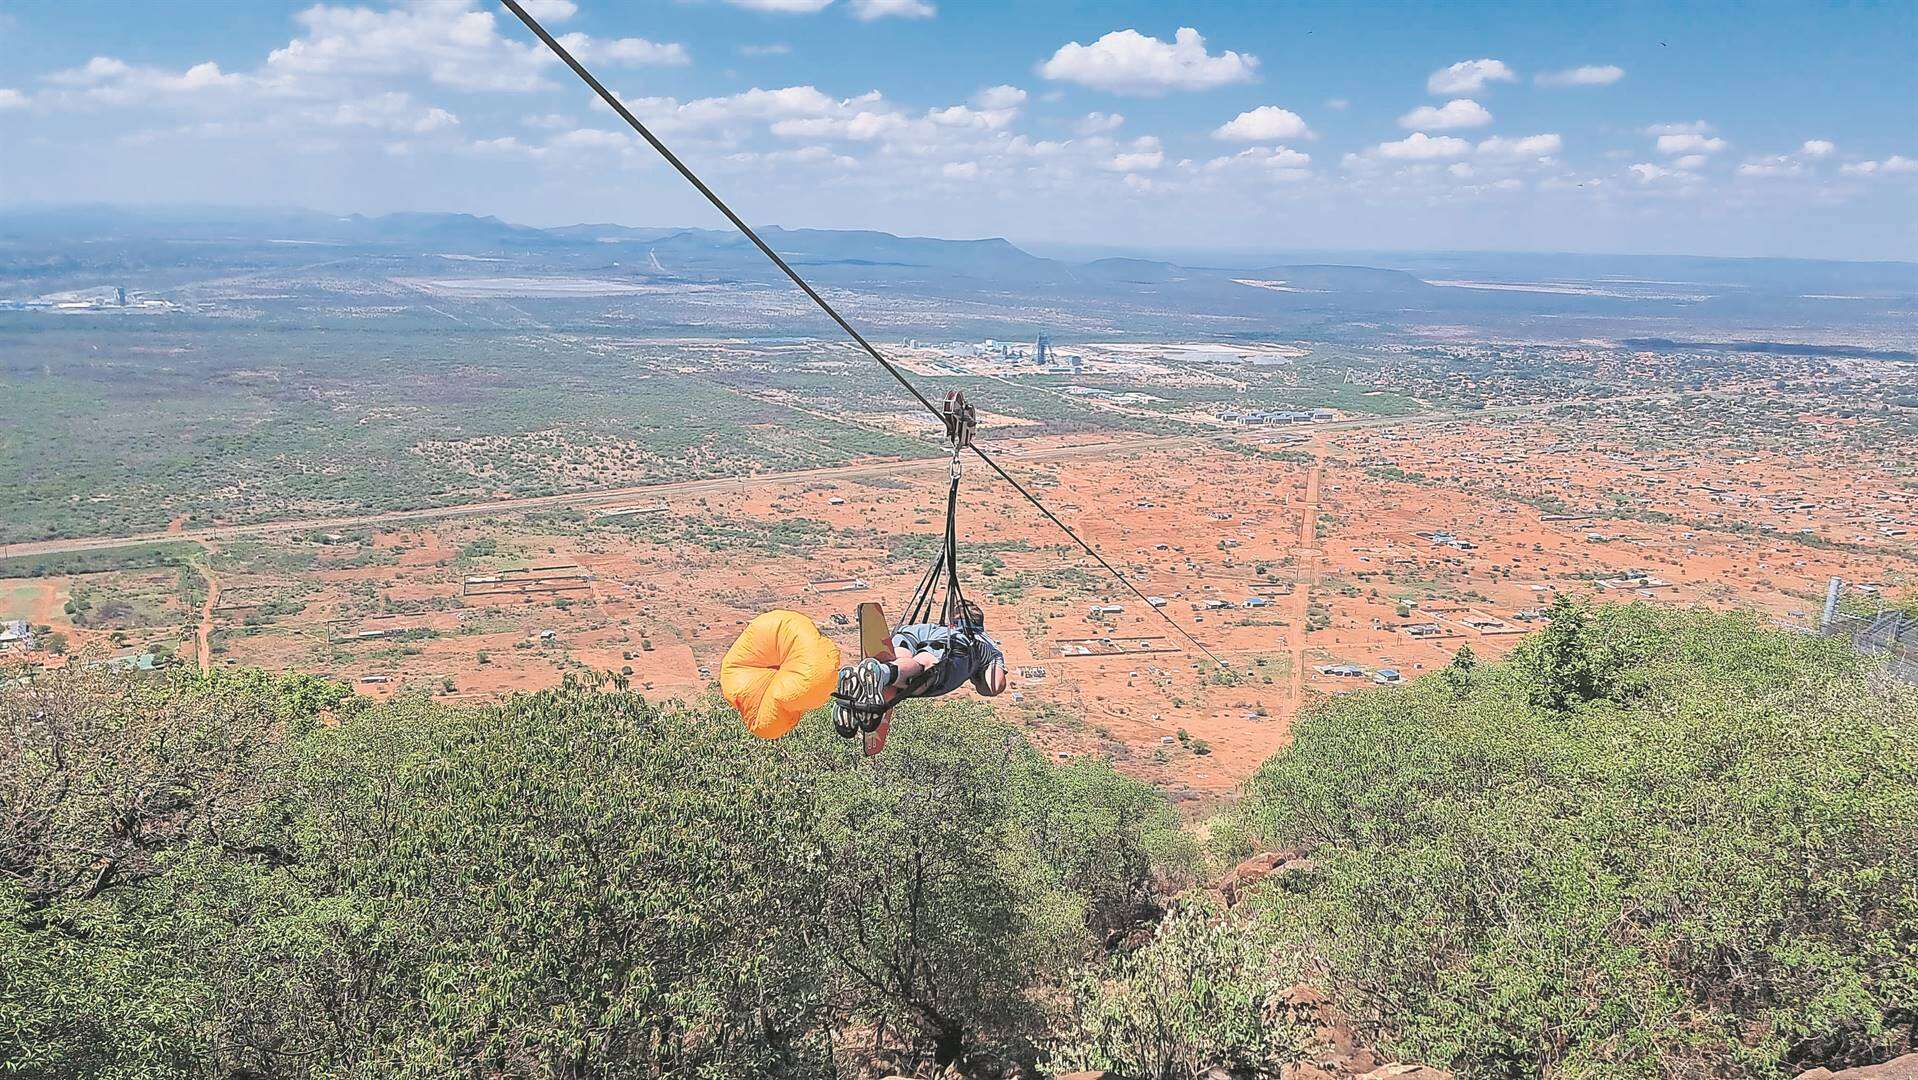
[{"xmin": 498, "ymin": 0, "xmax": 1226, "ymax": 669}]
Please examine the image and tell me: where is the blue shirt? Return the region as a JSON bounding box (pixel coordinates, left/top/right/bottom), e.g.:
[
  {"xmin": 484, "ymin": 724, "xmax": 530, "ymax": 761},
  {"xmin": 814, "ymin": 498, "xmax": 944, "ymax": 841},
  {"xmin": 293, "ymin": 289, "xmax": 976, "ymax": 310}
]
[{"xmin": 890, "ymin": 623, "xmax": 1004, "ymax": 698}]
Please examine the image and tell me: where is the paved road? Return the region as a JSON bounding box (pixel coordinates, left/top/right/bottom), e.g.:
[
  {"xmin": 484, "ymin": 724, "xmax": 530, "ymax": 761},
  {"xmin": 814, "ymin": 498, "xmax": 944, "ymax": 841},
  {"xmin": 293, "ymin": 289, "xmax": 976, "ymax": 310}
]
[{"xmin": 0, "ymin": 397, "xmax": 1591, "ymax": 561}]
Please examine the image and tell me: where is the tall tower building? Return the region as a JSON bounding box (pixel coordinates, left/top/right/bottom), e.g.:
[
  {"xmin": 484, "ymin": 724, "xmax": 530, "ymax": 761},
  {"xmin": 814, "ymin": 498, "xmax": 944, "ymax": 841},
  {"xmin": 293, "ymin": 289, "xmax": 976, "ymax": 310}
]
[{"xmin": 1035, "ymin": 331, "xmax": 1051, "ymax": 366}]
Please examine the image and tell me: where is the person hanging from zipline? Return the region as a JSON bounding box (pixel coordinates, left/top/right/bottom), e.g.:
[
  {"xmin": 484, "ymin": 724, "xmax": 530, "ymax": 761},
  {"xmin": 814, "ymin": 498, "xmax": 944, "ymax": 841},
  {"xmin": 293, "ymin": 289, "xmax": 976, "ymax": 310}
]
[{"xmin": 835, "ymin": 598, "xmax": 1008, "ymax": 721}]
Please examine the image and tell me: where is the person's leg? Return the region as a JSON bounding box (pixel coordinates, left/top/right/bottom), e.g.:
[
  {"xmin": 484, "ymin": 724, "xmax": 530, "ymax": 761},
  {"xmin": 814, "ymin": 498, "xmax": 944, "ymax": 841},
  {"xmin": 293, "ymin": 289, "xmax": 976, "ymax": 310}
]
[{"xmin": 881, "ymin": 650, "xmax": 942, "ymax": 701}]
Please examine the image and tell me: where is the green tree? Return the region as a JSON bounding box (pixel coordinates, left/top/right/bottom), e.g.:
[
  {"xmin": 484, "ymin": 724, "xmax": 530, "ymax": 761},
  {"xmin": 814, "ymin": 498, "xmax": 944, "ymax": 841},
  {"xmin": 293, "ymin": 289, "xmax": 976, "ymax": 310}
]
[{"xmin": 1236, "ymin": 604, "xmax": 1918, "ymax": 1079}]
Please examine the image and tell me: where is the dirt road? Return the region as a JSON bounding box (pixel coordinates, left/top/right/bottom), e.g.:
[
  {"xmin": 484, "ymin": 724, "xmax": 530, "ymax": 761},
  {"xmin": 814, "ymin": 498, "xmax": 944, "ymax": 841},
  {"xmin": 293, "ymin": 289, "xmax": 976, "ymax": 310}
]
[
  {"xmin": 1283, "ymin": 442, "xmax": 1326, "ymax": 720},
  {"xmin": 195, "ymin": 548, "xmax": 220, "ymax": 671},
  {"xmin": 0, "ymin": 396, "xmax": 1614, "ymax": 563}
]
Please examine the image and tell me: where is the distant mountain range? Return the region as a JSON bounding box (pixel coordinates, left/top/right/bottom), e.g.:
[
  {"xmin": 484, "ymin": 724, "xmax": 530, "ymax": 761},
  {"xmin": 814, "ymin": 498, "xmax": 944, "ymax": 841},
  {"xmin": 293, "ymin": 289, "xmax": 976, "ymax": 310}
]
[{"xmin": 2, "ymin": 204, "xmax": 1914, "ymax": 345}]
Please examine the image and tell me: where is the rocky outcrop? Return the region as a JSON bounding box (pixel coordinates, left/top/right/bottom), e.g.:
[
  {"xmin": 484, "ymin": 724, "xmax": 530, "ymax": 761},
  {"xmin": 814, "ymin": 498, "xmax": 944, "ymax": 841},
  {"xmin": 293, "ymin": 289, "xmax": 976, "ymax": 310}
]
[
  {"xmin": 1218, "ymin": 849, "xmax": 1316, "ymax": 907},
  {"xmin": 1270, "ymin": 984, "xmax": 1452, "ymax": 1080},
  {"xmin": 1797, "ymin": 1053, "xmax": 1918, "ymax": 1080}
]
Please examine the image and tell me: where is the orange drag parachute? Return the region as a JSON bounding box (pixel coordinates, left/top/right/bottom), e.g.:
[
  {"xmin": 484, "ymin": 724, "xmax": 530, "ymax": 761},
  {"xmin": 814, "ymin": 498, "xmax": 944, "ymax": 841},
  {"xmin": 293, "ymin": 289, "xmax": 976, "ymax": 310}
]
[{"xmin": 720, "ymin": 609, "xmax": 842, "ymax": 739}]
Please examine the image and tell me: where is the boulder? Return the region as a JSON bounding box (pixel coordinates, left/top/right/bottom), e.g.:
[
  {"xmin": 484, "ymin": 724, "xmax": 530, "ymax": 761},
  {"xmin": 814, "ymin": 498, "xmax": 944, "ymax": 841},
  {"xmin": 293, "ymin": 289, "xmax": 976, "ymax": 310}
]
[
  {"xmin": 1797, "ymin": 1053, "xmax": 1918, "ymax": 1080},
  {"xmin": 1219, "ymin": 850, "xmax": 1315, "ymax": 905}
]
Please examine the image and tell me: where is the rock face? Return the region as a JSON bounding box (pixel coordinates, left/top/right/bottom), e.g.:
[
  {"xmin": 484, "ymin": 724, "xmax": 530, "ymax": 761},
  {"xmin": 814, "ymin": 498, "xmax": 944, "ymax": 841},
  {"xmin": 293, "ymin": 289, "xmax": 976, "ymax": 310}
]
[
  {"xmin": 1797, "ymin": 1053, "xmax": 1918, "ymax": 1080},
  {"xmin": 1218, "ymin": 849, "xmax": 1316, "ymax": 907},
  {"xmin": 1267, "ymin": 984, "xmax": 1452, "ymax": 1080}
]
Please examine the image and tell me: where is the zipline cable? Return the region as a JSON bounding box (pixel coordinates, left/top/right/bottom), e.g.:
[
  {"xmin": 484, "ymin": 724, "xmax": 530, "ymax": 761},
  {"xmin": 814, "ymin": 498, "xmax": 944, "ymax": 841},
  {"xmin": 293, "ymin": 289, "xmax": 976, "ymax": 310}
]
[{"xmin": 499, "ymin": 0, "xmax": 1226, "ymax": 667}]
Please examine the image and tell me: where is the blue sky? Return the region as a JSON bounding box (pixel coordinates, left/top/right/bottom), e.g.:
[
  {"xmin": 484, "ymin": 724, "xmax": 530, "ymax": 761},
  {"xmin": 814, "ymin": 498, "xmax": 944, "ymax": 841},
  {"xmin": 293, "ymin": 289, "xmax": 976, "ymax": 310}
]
[{"xmin": 2, "ymin": 0, "xmax": 1914, "ymax": 259}]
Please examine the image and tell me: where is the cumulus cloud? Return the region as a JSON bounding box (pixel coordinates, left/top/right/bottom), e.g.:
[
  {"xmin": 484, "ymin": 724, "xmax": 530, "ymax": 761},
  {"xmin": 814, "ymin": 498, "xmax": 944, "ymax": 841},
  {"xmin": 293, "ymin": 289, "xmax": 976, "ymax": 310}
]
[
  {"xmin": 556, "ymin": 33, "xmax": 689, "ymax": 66},
  {"xmin": 1201, "ymin": 145, "xmax": 1311, "ymax": 179},
  {"xmin": 926, "ymin": 104, "xmax": 1016, "ymax": 130},
  {"xmin": 1801, "ymin": 139, "xmax": 1835, "ymax": 157},
  {"xmin": 630, "ymin": 84, "xmax": 872, "ymax": 138},
  {"xmin": 1737, "ymin": 157, "xmax": 1801, "ymax": 178},
  {"xmin": 1673, "ymin": 153, "xmax": 1707, "ymax": 170},
  {"xmin": 1398, "ymin": 98, "xmax": 1491, "ymax": 130},
  {"xmin": 1477, "ymin": 133, "xmax": 1561, "ymax": 157},
  {"xmin": 1656, "ymin": 132, "xmax": 1726, "ymax": 155},
  {"xmin": 264, "ymin": 3, "xmax": 557, "ymax": 93},
  {"xmin": 1629, "ymin": 162, "xmax": 1675, "ymax": 183},
  {"xmin": 1076, "ymin": 111, "xmax": 1124, "ymax": 134},
  {"xmin": 520, "ymin": 0, "xmax": 577, "ymax": 20},
  {"xmin": 1536, "ymin": 64, "xmax": 1623, "ymax": 87},
  {"xmin": 1039, "ymin": 27, "xmax": 1258, "ymax": 95},
  {"xmin": 1841, "ymin": 155, "xmax": 1917, "ymax": 176},
  {"xmin": 848, "ymin": 0, "xmax": 935, "ymax": 18},
  {"xmin": 1212, "ymin": 105, "xmax": 1311, "ymax": 141},
  {"xmin": 1108, "ymin": 150, "xmax": 1165, "ymax": 172},
  {"xmin": 0, "ymin": 88, "xmax": 27, "ymax": 110},
  {"xmin": 1375, "ymin": 132, "xmax": 1471, "ymax": 159},
  {"xmin": 44, "ymin": 56, "xmax": 245, "ymax": 104},
  {"xmin": 308, "ymin": 91, "xmax": 458, "ymax": 133},
  {"xmin": 1105, "ymin": 135, "xmax": 1165, "ymax": 172},
  {"xmin": 970, "ymin": 84, "xmax": 1026, "ymax": 109},
  {"xmin": 1426, "ymin": 58, "xmax": 1514, "ymax": 95},
  {"xmin": 1645, "ymin": 121, "xmax": 1712, "ymax": 136}
]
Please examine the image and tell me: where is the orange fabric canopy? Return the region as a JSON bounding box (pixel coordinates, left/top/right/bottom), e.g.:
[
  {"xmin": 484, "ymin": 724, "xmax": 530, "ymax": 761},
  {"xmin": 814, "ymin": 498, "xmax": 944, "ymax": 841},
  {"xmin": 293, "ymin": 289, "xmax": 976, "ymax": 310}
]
[{"xmin": 720, "ymin": 609, "xmax": 842, "ymax": 739}]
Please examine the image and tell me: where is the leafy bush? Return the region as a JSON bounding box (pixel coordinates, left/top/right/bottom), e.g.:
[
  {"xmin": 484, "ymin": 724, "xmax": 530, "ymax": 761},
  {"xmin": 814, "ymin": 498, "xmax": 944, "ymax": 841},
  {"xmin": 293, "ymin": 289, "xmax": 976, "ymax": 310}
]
[
  {"xmin": 1046, "ymin": 897, "xmax": 1306, "ymax": 1079},
  {"xmin": 1235, "ymin": 600, "xmax": 1918, "ymax": 1079},
  {"xmin": 0, "ymin": 667, "xmax": 1189, "ymax": 1078}
]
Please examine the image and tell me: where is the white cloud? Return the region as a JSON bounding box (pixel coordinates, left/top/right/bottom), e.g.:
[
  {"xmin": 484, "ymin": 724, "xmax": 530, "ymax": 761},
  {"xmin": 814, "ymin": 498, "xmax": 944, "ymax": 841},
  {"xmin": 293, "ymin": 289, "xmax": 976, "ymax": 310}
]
[
  {"xmin": 1202, "ymin": 145, "xmax": 1311, "ymax": 179},
  {"xmin": 926, "ymin": 104, "xmax": 1016, "ymax": 130},
  {"xmin": 1039, "ymin": 27, "xmax": 1258, "ymax": 95},
  {"xmin": 467, "ymin": 135, "xmax": 542, "ymax": 157},
  {"xmin": 265, "ymin": 4, "xmax": 556, "ymax": 93},
  {"xmin": 941, "ymin": 161, "xmax": 979, "ymax": 179},
  {"xmin": 1324, "ymin": 98, "xmax": 1349, "ymax": 111},
  {"xmin": 630, "ymin": 85, "xmax": 869, "ymax": 137},
  {"xmin": 1656, "ymin": 132, "xmax": 1726, "ymax": 155},
  {"xmin": 1673, "ymin": 153, "xmax": 1707, "ymax": 170},
  {"xmin": 970, "ymin": 84, "xmax": 1026, "ymax": 109},
  {"xmin": 1449, "ymin": 162, "xmax": 1474, "ymax": 178},
  {"xmin": 848, "ymin": 0, "xmax": 935, "ymax": 18},
  {"xmin": 739, "ymin": 43, "xmax": 792, "ymax": 56},
  {"xmin": 520, "ymin": 0, "xmax": 577, "ymax": 21},
  {"xmin": 772, "ymin": 109, "xmax": 906, "ymax": 140},
  {"xmin": 1426, "ymin": 58, "xmax": 1514, "ymax": 95},
  {"xmin": 1076, "ymin": 111, "xmax": 1124, "ymax": 134},
  {"xmin": 1882, "ymin": 155, "xmax": 1917, "ymax": 173},
  {"xmin": 556, "ymin": 33, "xmax": 689, "ymax": 67},
  {"xmin": 724, "ymin": 0, "xmax": 835, "ymax": 11},
  {"xmin": 551, "ymin": 127, "xmax": 633, "ymax": 152},
  {"xmin": 1536, "ymin": 64, "xmax": 1623, "ymax": 87},
  {"xmin": 1476, "ymin": 133, "xmax": 1561, "ymax": 157},
  {"xmin": 309, "ymin": 91, "xmax": 459, "ymax": 133},
  {"xmin": 1645, "ymin": 121, "xmax": 1712, "ymax": 136},
  {"xmin": 44, "ymin": 56, "xmax": 245, "ymax": 104},
  {"xmin": 1737, "ymin": 157, "xmax": 1801, "ymax": 178},
  {"xmin": 1107, "ymin": 150, "xmax": 1165, "ymax": 172},
  {"xmin": 1375, "ymin": 132, "xmax": 1471, "ymax": 160},
  {"xmin": 1212, "ymin": 105, "xmax": 1311, "ymax": 141},
  {"xmin": 0, "ymin": 88, "xmax": 25, "ymax": 110},
  {"xmin": 1629, "ymin": 162, "xmax": 1674, "ymax": 183},
  {"xmin": 1800, "ymin": 139, "xmax": 1835, "ymax": 158},
  {"xmin": 1852, "ymin": 155, "xmax": 1918, "ymax": 175},
  {"xmin": 1398, "ymin": 98, "xmax": 1491, "ymax": 131}
]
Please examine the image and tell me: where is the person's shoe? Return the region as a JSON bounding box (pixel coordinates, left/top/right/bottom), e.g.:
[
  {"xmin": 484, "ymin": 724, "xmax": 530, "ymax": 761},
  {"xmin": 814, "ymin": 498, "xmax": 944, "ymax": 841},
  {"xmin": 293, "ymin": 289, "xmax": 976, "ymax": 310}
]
[
  {"xmin": 831, "ymin": 665, "xmax": 861, "ymax": 737},
  {"xmin": 832, "ymin": 658, "xmax": 889, "ymax": 738}
]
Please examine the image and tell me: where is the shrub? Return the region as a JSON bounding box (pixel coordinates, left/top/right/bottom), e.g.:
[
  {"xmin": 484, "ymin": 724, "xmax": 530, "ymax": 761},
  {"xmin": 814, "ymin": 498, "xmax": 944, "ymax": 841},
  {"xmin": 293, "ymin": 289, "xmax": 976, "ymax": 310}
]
[{"xmin": 1235, "ymin": 603, "xmax": 1918, "ymax": 1079}]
